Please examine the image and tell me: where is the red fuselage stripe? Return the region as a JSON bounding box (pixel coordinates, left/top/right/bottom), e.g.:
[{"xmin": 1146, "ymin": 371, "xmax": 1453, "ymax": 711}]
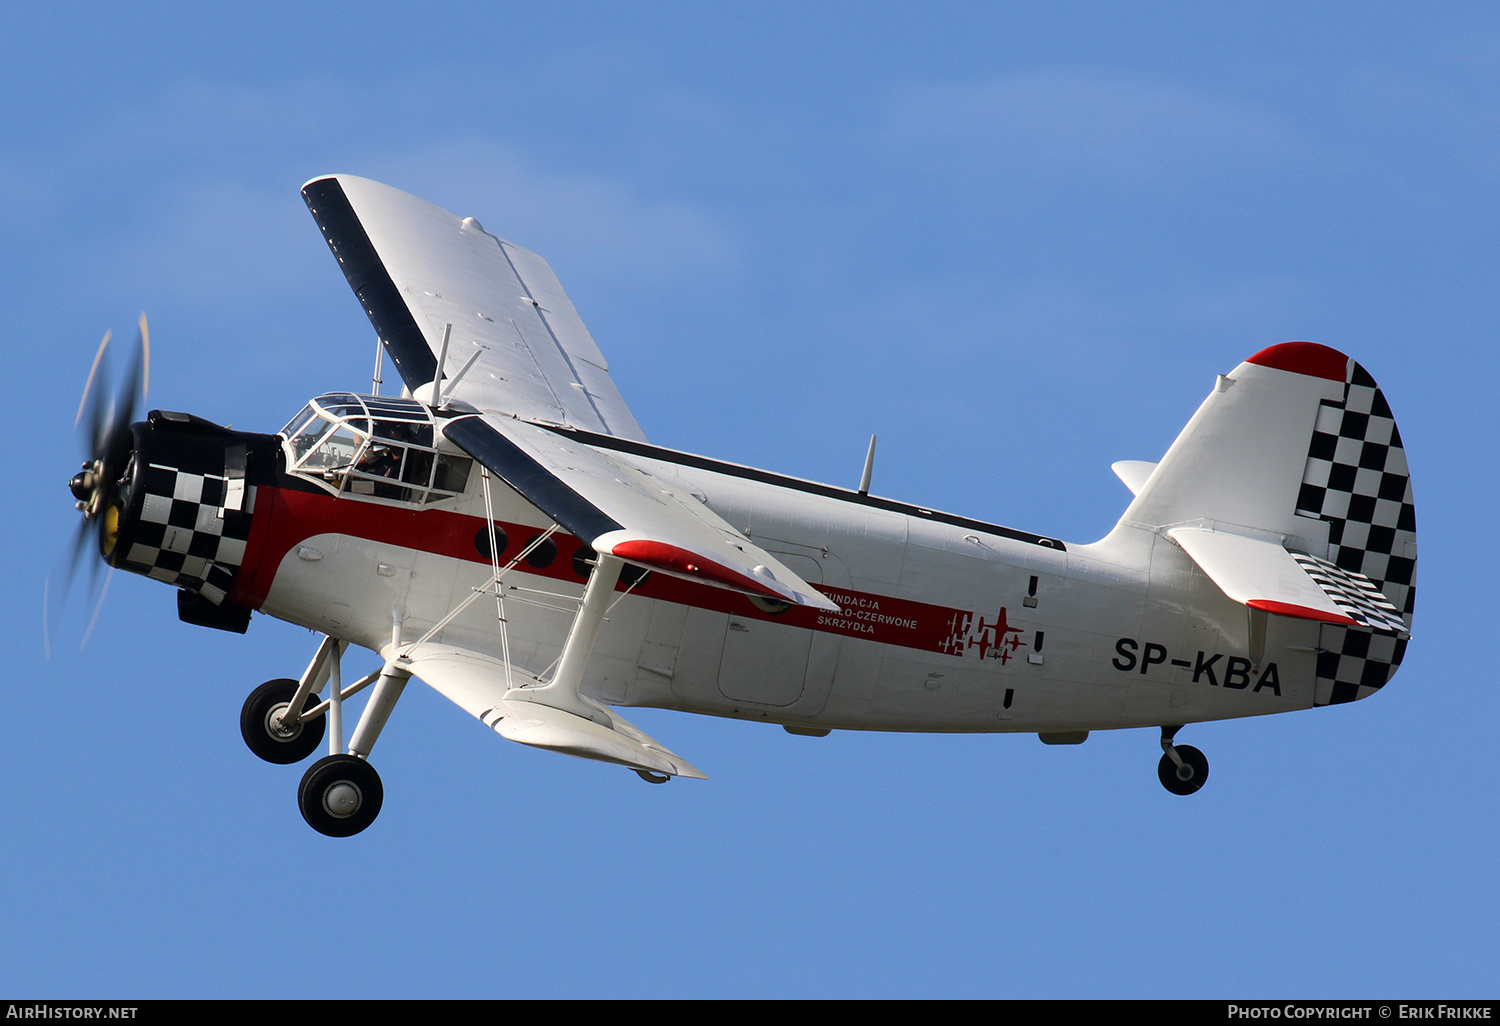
[{"xmin": 226, "ymin": 484, "xmax": 996, "ymax": 657}]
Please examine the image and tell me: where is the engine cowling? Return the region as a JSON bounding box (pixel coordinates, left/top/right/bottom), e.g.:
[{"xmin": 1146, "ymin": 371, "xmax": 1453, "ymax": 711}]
[{"xmin": 105, "ymin": 410, "xmax": 280, "ymax": 632}]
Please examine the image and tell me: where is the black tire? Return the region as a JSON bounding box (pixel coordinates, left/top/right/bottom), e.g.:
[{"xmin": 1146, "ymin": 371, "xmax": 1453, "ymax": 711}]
[
  {"xmin": 298, "ymin": 754, "xmax": 383, "ymax": 837},
  {"xmin": 240, "ymin": 679, "xmax": 325, "ymax": 765},
  {"xmin": 1158, "ymin": 744, "xmax": 1209, "ymax": 796}
]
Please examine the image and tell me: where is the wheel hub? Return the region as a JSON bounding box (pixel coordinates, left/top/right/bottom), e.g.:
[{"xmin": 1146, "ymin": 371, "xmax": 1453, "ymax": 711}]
[
  {"xmin": 323, "ymin": 781, "xmax": 362, "ymax": 818},
  {"xmin": 265, "ymin": 702, "xmax": 301, "ymax": 740}
]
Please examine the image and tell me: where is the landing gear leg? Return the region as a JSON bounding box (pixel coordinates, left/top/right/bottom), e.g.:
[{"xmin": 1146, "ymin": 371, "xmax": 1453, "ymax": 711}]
[
  {"xmin": 348, "ymin": 664, "xmax": 411, "ymax": 759},
  {"xmin": 239, "ymin": 636, "xmax": 342, "ymax": 764},
  {"xmin": 255, "ymin": 634, "xmax": 403, "ymax": 837},
  {"xmin": 1158, "ymin": 725, "xmax": 1209, "ymax": 796},
  {"xmin": 295, "ymin": 642, "xmax": 412, "ymax": 837}
]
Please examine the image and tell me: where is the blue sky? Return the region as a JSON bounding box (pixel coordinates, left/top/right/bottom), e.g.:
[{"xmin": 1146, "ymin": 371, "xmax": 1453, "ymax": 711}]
[{"xmin": 5, "ymin": 3, "xmax": 1496, "ymax": 998}]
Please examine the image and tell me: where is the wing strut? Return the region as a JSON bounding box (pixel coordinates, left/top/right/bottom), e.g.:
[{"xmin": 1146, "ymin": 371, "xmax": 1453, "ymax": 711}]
[
  {"xmin": 405, "ymin": 523, "xmax": 561, "ymax": 655},
  {"xmin": 389, "ymin": 501, "xmax": 635, "ymax": 726},
  {"xmin": 387, "ymin": 539, "xmax": 706, "ymax": 777},
  {"xmin": 380, "ymin": 491, "xmax": 699, "ymax": 775},
  {"xmin": 508, "ymin": 553, "xmax": 624, "ymax": 722}
]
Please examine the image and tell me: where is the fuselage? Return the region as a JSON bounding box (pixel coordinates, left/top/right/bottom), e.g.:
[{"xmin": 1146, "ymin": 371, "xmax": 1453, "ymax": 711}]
[{"xmin": 232, "ymin": 414, "xmax": 1316, "ymax": 737}]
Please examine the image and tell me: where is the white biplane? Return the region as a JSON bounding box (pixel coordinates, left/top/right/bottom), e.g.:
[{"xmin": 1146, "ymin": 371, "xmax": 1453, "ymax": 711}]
[{"xmin": 65, "ymin": 176, "xmax": 1417, "ymax": 835}]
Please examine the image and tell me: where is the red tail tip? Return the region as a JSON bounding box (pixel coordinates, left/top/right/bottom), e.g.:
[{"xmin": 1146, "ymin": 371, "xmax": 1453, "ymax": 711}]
[{"xmin": 1245, "ymin": 341, "xmax": 1349, "ymax": 382}]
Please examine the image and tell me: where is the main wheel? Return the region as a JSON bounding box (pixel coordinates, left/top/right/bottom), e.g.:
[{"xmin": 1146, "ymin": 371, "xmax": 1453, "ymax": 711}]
[
  {"xmin": 241, "ymin": 679, "xmax": 325, "ymax": 765},
  {"xmin": 1158, "ymin": 744, "xmax": 1209, "ymax": 796},
  {"xmin": 298, "ymin": 754, "xmax": 383, "ymax": 837}
]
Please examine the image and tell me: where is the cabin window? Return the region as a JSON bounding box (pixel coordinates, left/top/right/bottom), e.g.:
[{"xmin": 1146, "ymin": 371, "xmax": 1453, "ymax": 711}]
[{"xmin": 278, "ymin": 392, "xmax": 473, "ymax": 506}]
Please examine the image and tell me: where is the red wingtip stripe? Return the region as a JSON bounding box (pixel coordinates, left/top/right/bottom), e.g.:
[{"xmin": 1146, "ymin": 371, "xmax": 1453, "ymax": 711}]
[
  {"xmin": 607, "ymin": 539, "xmax": 790, "ymax": 603},
  {"xmin": 1244, "ymin": 341, "xmax": 1349, "ymax": 382},
  {"xmin": 1246, "ymin": 599, "xmax": 1358, "ymax": 625}
]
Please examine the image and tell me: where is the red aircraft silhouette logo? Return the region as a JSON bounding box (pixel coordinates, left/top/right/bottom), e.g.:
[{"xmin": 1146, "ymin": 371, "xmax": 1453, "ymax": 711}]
[{"xmin": 969, "ymin": 607, "xmax": 1027, "ymax": 664}]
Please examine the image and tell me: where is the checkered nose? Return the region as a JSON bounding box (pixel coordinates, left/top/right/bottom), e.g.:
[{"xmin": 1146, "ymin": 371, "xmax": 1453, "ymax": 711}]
[{"xmin": 109, "ymin": 411, "xmax": 261, "ymax": 607}]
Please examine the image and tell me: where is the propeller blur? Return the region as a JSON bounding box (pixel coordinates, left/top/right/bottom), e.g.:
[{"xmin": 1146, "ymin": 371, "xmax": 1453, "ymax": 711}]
[{"xmin": 49, "ymin": 315, "xmax": 151, "ymax": 653}]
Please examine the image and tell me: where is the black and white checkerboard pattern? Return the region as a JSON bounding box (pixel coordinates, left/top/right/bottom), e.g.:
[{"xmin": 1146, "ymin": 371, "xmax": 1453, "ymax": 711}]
[
  {"xmin": 1290, "ymin": 552, "xmax": 1408, "ymax": 635},
  {"xmin": 1314, "ymin": 628, "xmax": 1409, "ymax": 702},
  {"xmin": 1293, "ymin": 361, "xmax": 1417, "ymax": 704},
  {"xmin": 122, "ymin": 463, "xmax": 253, "ymax": 605}
]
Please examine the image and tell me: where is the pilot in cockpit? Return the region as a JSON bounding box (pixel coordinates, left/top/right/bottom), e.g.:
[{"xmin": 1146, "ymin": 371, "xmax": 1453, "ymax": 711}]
[{"xmin": 357, "ymin": 442, "xmax": 401, "ymax": 479}]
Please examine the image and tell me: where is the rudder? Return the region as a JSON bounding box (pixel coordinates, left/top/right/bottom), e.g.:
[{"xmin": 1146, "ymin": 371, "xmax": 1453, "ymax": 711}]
[{"xmin": 1291, "ymin": 356, "xmax": 1416, "ymax": 703}]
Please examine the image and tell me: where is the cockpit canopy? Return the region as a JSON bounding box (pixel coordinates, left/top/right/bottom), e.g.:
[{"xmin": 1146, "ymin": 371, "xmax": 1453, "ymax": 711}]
[{"xmin": 280, "ymin": 392, "xmax": 471, "ymax": 504}]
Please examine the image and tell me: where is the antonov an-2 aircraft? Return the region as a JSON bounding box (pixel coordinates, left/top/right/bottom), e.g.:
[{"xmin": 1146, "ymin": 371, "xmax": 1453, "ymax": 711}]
[{"xmin": 65, "ymin": 176, "xmax": 1416, "ymax": 836}]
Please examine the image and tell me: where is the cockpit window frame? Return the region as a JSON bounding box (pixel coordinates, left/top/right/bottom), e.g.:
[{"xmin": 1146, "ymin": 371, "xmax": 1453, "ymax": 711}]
[{"xmin": 278, "ymin": 393, "xmax": 472, "ymax": 506}]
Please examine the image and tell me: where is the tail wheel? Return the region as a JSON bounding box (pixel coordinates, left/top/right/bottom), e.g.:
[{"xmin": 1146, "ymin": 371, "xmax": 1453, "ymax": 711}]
[
  {"xmin": 1158, "ymin": 744, "xmax": 1209, "ymax": 796},
  {"xmin": 241, "ymin": 678, "xmax": 325, "ymax": 764},
  {"xmin": 298, "ymin": 754, "xmax": 383, "ymax": 837}
]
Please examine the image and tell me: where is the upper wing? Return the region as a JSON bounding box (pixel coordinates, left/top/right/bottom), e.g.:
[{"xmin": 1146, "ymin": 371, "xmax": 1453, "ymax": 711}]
[
  {"xmin": 443, "ymin": 413, "xmax": 840, "ymax": 612},
  {"xmin": 301, "ymin": 174, "xmax": 646, "ymax": 440},
  {"xmin": 304, "ymin": 174, "xmax": 835, "ymax": 614}
]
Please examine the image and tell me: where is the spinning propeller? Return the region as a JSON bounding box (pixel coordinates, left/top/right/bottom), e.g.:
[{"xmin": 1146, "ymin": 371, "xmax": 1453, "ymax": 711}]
[{"xmin": 48, "ymin": 314, "xmax": 150, "ymax": 651}]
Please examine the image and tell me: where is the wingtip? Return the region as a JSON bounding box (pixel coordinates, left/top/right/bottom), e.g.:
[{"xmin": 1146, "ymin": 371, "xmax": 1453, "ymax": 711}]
[
  {"xmin": 604, "ymin": 538, "xmax": 796, "ymax": 603},
  {"xmin": 300, "ymin": 173, "xmax": 335, "ymax": 194}
]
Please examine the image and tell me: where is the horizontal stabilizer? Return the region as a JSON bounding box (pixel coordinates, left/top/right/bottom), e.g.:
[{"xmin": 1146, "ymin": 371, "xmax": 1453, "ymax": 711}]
[
  {"xmin": 396, "ymin": 644, "xmax": 708, "ymax": 779},
  {"xmin": 1112, "ymin": 460, "xmax": 1158, "ymax": 496},
  {"xmin": 443, "ymin": 413, "xmax": 839, "ymax": 612},
  {"xmin": 1168, "ymin": 528, "xmax": 1408, "ymax": 635}
]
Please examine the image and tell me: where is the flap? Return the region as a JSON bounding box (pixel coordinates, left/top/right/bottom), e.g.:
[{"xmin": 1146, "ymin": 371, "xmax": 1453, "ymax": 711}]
[
  {"xmin": 1167, "ymin": 528, "xmax": 1408, "ymax": 635},
  {"xmin": 443, "ymin": 413, "xmax": 840, "ymax": 612},
  {"xmin": 396, "ymin": 643, "xmax": 708, "ymax": 779}
]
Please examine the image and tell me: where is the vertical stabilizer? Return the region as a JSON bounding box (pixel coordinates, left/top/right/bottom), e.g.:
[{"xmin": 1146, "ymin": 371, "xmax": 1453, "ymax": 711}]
[{"xmin": 1115, "ymin": 342, "xmax": 1416, "ymax": 704}]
